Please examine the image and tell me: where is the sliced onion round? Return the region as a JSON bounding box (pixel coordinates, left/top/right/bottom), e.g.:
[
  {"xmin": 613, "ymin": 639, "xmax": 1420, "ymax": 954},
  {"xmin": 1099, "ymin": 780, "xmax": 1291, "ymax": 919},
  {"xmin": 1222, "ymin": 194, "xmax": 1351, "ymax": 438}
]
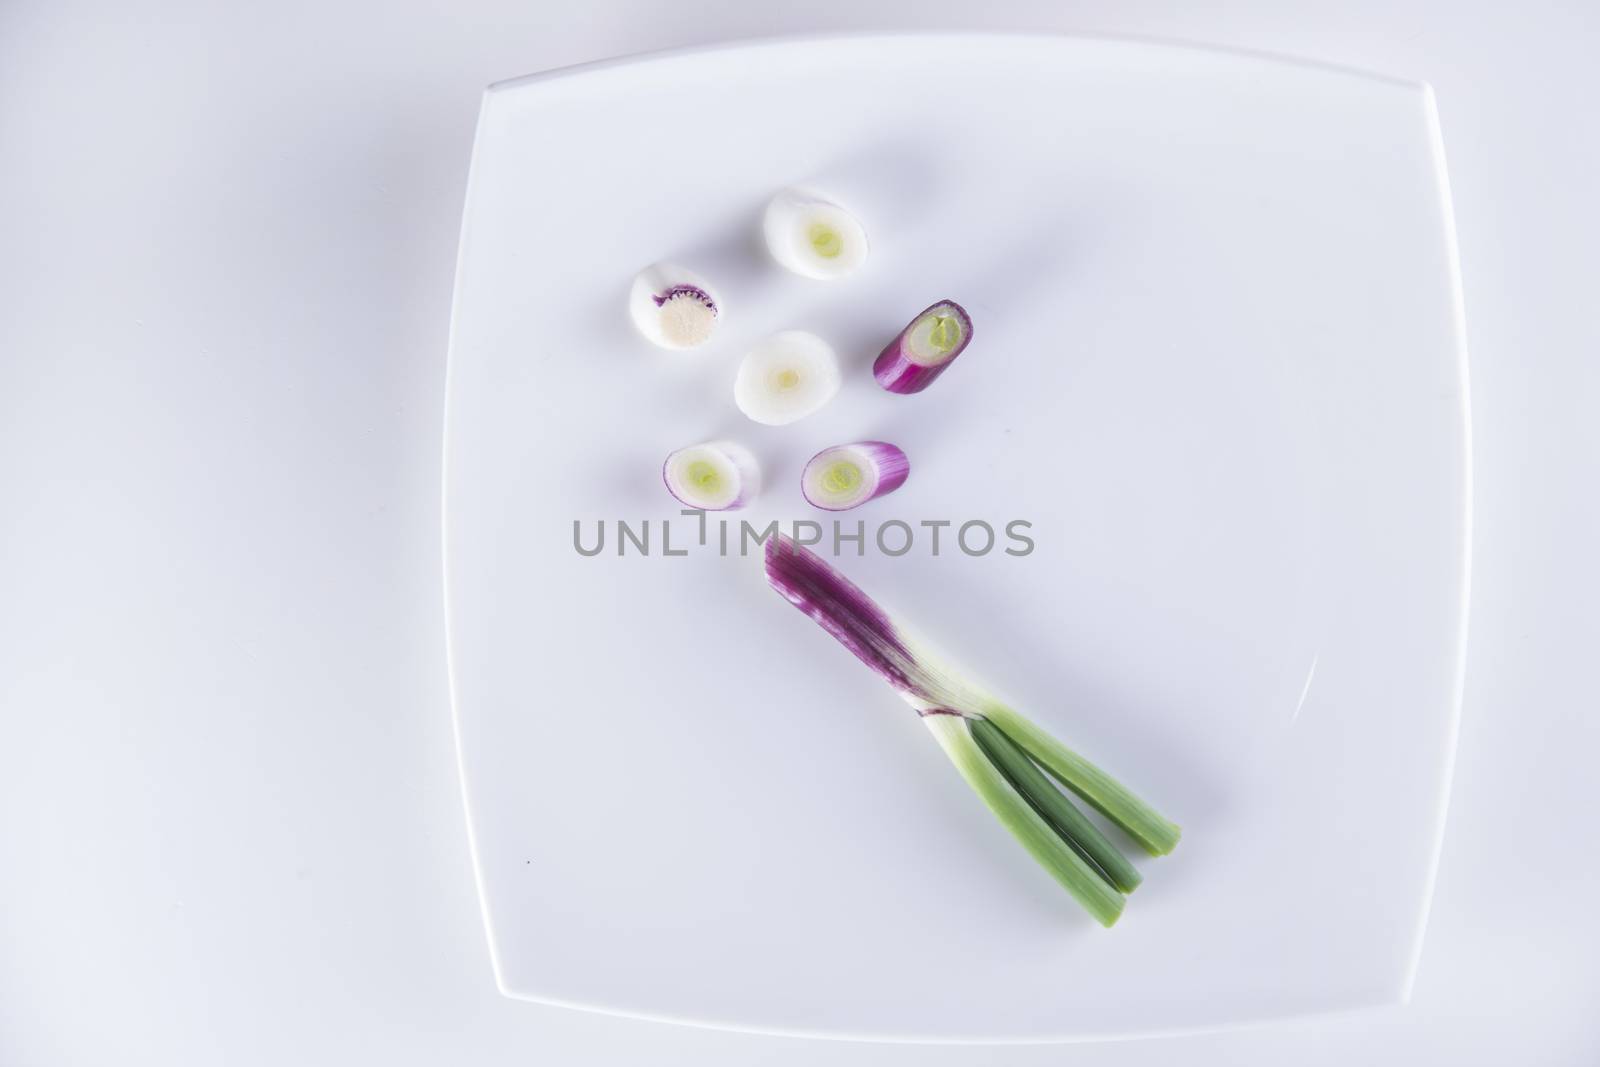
[
  {"xmin": 662, "ymin": 440, "xmax": 760, "ymax": 510},
  {"xmin": 762, "ymin": 188, "xmax": 868, "ymax": 281},
  {"xmin": 801, "ymin": 442, "xmax": 910, "ymax": 511},
  {"xmin": 629, "ymin": 262, "xmax": 721, "ymax": 350},
  {"xmin": 734, "ymin": 331, "xmax": 841, "ymax": 426}
]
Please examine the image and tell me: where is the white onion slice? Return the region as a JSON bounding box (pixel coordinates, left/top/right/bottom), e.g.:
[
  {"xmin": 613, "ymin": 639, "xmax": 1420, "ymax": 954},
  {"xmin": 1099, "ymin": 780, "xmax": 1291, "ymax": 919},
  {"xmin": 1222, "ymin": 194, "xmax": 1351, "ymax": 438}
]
[
  {"xmin": 629, "ymin": 262, "xmax": 722, "ymax": 349},
  {"xmin": 662, "ymin": 440, "xmax": 760, "ymax": 510},
  {"xmin": 762, "ymin": 188, "xmax": 868, "ymax": 281},
  {"xmin": 733, "ymin": 331, "xmax": 841, "ymax": 426}
]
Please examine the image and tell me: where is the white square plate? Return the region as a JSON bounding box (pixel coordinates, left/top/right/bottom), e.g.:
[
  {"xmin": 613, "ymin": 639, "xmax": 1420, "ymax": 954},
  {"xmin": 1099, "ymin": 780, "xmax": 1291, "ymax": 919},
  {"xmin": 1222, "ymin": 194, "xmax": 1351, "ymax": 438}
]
[{"xmin": 444, "ymin": 34, "xmax": 1470, "ymax": 1041}]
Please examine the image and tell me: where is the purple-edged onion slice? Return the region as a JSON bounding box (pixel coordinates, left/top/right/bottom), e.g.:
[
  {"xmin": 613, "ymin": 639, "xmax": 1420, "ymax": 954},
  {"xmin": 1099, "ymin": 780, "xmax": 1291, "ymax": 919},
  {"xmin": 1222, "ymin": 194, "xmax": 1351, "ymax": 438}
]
[
  {"xmin": 800, "ymin": 441, "xmax": 909, "ymax": 511},
  {"xmin": 873, "ymin": 300, "xmax": 973, "ymax": 394},
  {"xmin": 629, "ymin": 262, "xmax": 721, "ymax": 350},
  {"xmin": 662, "ymin": 440, "xmax": 759, "ymax": 510}
]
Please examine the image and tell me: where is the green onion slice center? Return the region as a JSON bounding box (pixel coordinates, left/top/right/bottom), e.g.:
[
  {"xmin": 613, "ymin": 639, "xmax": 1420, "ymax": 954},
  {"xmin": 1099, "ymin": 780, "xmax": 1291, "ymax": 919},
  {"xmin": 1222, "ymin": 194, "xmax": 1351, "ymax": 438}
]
[
  {"xmin": 808, "ymin": 222, "xmax": 843, "ymax": 259},
  {"xmin": 820, "ymin": 460, "xmax": 863, "ymax": 496},
  {"xmin": 685, "ymin": 460, "xmax": 722, "ymax": 493}
]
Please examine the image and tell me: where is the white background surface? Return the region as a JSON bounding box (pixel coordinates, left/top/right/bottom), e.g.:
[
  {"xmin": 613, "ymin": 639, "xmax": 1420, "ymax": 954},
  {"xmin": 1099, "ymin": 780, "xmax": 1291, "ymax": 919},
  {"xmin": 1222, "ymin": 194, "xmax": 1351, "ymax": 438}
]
[{"xmin": 1, "ymin": 1, "xmax": 1595, "ymax": 1063}]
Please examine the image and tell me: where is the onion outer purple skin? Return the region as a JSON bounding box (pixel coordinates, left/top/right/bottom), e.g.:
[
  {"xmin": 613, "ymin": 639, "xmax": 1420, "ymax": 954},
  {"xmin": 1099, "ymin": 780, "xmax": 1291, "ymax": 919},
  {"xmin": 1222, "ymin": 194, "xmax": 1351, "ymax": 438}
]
[
  {"xmin": 764, "ymin": 535, "xmax": 990, "ymax": 714},
  {"xmin": 800, "ymin": 441, "xmax": 910, "ymax": 511},
  {"xmin": 764, "ymin": 534, "xmax": 922, "ymax": 697},
  {"xmin": 873, "ymin": 300, "xmax": 974, "ymax": 394}
]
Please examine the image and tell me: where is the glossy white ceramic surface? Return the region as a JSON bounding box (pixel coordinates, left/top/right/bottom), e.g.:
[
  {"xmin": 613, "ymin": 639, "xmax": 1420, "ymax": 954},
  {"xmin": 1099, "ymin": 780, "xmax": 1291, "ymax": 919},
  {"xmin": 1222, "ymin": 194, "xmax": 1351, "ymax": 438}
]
[{"xmin": 444, "ymin": 34, "xmax": 1469, "ymax": 1040}]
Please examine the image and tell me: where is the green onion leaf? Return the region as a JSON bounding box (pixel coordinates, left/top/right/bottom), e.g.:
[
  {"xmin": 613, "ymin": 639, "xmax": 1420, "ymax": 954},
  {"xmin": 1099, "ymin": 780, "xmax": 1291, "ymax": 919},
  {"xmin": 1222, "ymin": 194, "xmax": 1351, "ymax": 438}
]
[
  {"xmin": 983, "ymin": 705, "xmax": 1183, "ymax": 857},
  {"xmin": 970, "ymin": 717, "xmax": 1143, "ymax": 894},
  {"xmin": 925, "ymin": 714, "xmax": 1124, "ymax": 927}
]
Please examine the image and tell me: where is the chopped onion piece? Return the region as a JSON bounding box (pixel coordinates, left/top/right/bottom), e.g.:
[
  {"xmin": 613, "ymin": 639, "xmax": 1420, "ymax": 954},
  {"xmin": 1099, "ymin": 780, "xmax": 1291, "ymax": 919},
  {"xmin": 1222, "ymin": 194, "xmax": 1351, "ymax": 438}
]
[
  {"xmin": 801, "ymin": 441, "xmax": 909, "ymax": 511},
  {"xmin": 762, "ymin": 188, "xmax": 868, "ymax": 281},
  {"xmin": 733, "ymin": 331, "xmax": 841, "ymax": 425},
  {"xmin": 662, "ymin": 440, "xmax": 759, "ymax": 511},
  {"xmin": 873, "ymin": 300, "xmax": 973, "ymax": 394},
  {"xmin": 629, "ymin": 262, "xmax": 721, "ymax": 349}
]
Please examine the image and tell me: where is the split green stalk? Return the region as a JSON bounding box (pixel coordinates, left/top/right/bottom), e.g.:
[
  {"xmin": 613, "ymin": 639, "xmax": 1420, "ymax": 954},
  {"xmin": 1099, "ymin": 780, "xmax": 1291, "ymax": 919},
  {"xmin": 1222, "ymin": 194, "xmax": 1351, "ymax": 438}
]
[
  {"xmin": 982, "ymin": 705, "xmax": 1183, "ymax": 857},
  {"xmin": 970, "ymin": 717, "xmax": 1144, "ymax": 894},
  {"xmin": 924, "ymin": 714, "xmax": 1125, "ymax": 927}
]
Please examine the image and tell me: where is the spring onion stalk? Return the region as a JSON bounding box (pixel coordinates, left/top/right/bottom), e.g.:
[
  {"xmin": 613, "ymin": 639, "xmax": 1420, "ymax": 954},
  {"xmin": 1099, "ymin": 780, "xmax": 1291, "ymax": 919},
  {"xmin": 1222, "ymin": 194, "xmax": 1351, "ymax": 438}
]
[
  {"xmin": 662, "ymin": 440, "xmax": 760, "ymax": 511},
  {"xmin": 629, "ymin": 262, "xmax": 721, "ymax": 349},
  {"xmin": 873, "ymin": 300, "xmax": 973, "ymax": 394},
  {"xmin": 734, "ymin": 331, "xmax": 841, "ymax": 425},
  {"xmin": 762, "ymin": 188, "xmax": 869, "ymax": 280},
  {"xmin": 764, "ymin": 535, "xmax": 1180, "ymax": 921},
  {"xmin": 801, "ymin": 441, "xmax": 909, "ymax": 512}
]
